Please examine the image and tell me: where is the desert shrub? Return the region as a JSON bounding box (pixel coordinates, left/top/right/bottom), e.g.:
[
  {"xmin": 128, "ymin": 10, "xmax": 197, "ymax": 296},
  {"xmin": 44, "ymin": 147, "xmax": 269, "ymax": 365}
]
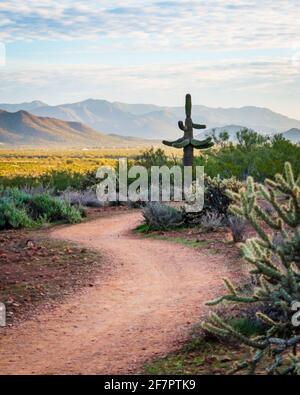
[
  {"xmin": 0, "ymin": 170, "xmax": 97, "ymax": 192},
  {"xmin": 211, "ymin": 129, "xmax": 230, "ymax": 148},
  {"xmin": 199, "ymin": 211, "xmax": 224, "ymax": 232},
  {"xmin": 0, "ymin": 200, "xmax": 32, "ymax": 229},
  {"xmin": 135, "ymin": 147, "xmax": 176, "ymax": 169},
  {"xmin": 182, "ymin": 176, "xmax": 242, "ymax": 227},
  {"xmin": 59, "ymin": 203, "xmax": 84, "ymax": 223},
  {"xmin": 28, "ymin": 194, "xmax": 82, "ymax": 223},
  {"xmin": 134, "ymin": 147, "xmax": 181, "ymax": 192},
  {"xmin": 21, "ymin": 185, "xmax": 55, "ymax": 196},
  {"xmin": 142, "ymin": 202, "xmax": 184, "ymax": 230},
  {"xmin": 0, "ymin": 188, "xmax": 83, "ymax": 229},
  {"xmin": 203, "ymin": 163, "xmax": 300, "ymax": 375},
  {"xmin": 77, "ymin": 170, "xmax": 99, "ymax": 191},
  {"xmin": 60, "ymin": 189, "xmax": 102, "ymax": 207},
  {"xmin": 228, "ymin": 215, "xmax": 247, "ymax": 242},
  {"xmin": 204, "ymin": 177, "xmax": 241, "ymax": 215},
  {"xmin": 0, "ymin": 187, "xmax": 30, "ymax": 205},
  {"xmin": 38, "ymin": 170, "xmax": 88, "ymax": 192},
  {"xmin": 236, "ymin": 128, "xmax": 269, "ymax": 150},
  {"xmin": 195, "ymin": 131, "xmax": 300, "ymax": 182}
]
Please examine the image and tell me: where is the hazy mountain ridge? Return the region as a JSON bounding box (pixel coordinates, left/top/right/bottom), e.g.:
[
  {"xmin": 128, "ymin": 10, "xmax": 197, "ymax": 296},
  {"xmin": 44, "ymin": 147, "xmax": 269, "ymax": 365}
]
[
  {"xmin": 196, "ymin": 125, "xmax": 246, "ymax": 141},
  {"xmin": 196, "ymin": 125, "xmax": 300, "ymax": 143},
  {"xmin": 32, "ymin": 100, "xmax": 177, "ymax": 139},
  {"xmin": 0, "ymin": 110, "xmax": 157, "ymax": 147},
  {"xmin": 282, "ymin": 128, "xmax": 300, "ymax": 143},
  {"xmin": 0, "ymin": 99, "xmax": 300, "ymax": 142},
  {"xmin": 0, "ymin": 101, "xmax": 47, "ymax": 113}
]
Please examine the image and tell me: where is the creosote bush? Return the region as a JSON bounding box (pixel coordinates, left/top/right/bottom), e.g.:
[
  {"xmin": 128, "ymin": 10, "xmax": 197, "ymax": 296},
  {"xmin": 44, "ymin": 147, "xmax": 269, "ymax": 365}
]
[
  {"xmin": 203, "ymin": 162, "xmax": 300, "ymax": 375},
  {"xmin": 142, "ymin": 202, "xmax": 184, "ymax": 231}
]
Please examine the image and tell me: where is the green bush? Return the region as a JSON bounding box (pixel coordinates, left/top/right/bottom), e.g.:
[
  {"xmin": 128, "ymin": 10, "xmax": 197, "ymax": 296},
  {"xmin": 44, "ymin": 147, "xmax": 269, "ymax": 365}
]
[
  {"xmin": 0, "ymin": 188, "xmax": 83, "ymax": 230},
  {"xmin": 27, "ymin": 194, "xmax": 82, "ymax": 223},
  {"xmin": 195, "ymin": 131, "xmax": 300, "ymax": 182},
  {"xmin": 0, "ymin": 200, "xmax": 33, "ymax": 229},
  {"xmin": 0, "ymin": 170, "xmax": 92, "ymax": 192},
  {"xmin": 135, "ymin": 147, "xmax": 178, "ymax": 169}
]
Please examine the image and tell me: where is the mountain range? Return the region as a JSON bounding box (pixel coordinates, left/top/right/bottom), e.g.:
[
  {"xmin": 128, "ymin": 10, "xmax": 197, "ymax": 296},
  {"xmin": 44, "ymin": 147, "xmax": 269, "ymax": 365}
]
[
  {"xmin": 0, "ymin": 99, "xmax": 300, "ymax": 146},
  {"xmin": 1, "ymin": 99, "xmax": 300, "ymax": 141},
  {"xmin": 0, "ymin": 110, "xmax": 157, "ymax": 147}
]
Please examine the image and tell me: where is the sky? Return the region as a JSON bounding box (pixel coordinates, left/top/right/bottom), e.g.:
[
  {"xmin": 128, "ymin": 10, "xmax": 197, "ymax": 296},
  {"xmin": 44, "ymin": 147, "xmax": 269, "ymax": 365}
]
[{"xmin": 0, "ymin": 0, "xmax": 299, "ymax": 119}]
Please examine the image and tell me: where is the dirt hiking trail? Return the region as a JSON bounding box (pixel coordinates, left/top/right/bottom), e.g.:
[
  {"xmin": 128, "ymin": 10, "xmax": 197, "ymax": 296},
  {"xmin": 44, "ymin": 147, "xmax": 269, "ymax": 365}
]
[{"xmin": 0, "ymin": 211, "xmax": 241, "ymax": 374}]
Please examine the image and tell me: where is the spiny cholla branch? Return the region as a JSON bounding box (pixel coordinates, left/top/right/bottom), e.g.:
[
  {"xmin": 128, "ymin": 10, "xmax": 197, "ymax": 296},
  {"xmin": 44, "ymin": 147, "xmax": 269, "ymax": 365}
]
[{"xmin": 203, "ymin": 162, "xmax": 300, "ymax": 375}]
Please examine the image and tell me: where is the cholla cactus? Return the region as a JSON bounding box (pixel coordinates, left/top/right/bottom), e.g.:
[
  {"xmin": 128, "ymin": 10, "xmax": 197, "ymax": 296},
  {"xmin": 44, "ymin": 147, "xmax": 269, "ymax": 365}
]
[
  {"xmin": 205, "ymin": 175, "xmax": 243, "ymax": 194},
  {"xmin": 203, "ymin": 162, "xmax": 300, "ymax": 375},
  {"xmin": 163, "ymin": 94, "xmax": 214, "ymax": 166}
]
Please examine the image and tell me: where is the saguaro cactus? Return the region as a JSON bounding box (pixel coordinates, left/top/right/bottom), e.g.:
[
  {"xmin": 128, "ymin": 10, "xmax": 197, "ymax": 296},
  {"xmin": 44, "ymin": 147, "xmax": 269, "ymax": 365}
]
[{"xmin": 162, "ymin": 94, "xmax": 214, "ymax": 166}]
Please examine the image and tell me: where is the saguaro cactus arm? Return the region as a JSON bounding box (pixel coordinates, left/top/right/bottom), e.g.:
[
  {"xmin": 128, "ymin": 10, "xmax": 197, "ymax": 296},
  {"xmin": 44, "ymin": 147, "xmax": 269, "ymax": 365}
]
[
  {"xmin": 192, "ymin": 123, "xmax": 206, "ymax": 130},
  {"xmin": 178, "ymin": 121, "xmax": 187, "ymax": 132},
  {"xmin": 172, "ymin": 139, "xmax": 190, "ymax": 148},
  {"xmin": 191, "ymin": 138, "xmax": 214, "ymax": 149},
  {"xmin": 162, "ymin": 135, "xmax": 186, "ymax": 146},
  {"xmin": 185, "ymin": 93, "xmax": 192, "ymax": 117}
]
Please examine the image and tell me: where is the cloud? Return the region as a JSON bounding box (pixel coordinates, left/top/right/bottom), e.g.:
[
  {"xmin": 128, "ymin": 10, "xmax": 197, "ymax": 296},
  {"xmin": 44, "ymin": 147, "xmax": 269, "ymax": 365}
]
[
  {"xmin": 0, "ymin": 0, "xmax": 299, "ymax": 52},
  {"xmin": 0, "ymin": 1, "xmax": 299, "ymax": 118},
  {"xmin": 1, "ymin": 57, "xmax": 297, "ymax": 103}
]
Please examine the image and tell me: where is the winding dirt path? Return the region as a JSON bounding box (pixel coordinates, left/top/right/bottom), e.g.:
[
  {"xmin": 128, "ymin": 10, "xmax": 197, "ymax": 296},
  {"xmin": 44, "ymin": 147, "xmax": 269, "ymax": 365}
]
[{"xmin": 0, "ymin": 211, "xmax": 241, "ymax": 375}]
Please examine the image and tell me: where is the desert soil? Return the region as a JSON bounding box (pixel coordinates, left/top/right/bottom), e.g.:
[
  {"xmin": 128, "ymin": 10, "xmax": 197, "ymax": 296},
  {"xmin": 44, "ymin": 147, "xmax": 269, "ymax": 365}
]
[{"xmin": 0, "ymin": 211, "xmax": 242, "ymax": 375}]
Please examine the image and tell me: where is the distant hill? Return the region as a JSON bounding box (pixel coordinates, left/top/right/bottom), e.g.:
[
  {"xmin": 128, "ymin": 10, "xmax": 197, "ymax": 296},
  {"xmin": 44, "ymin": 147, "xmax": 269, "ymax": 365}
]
[
  {"xmin": 0, "ymin": 110, "xmax": 157, "ymax": 147},
  {"xmin": 29, "ymin": 99, "xmax": 178, "ymax": 140},
  {"xmin": 0, "ymin": 101, "xmax": 47, "ymax": 113},
  {"xmin": 1, "ymin": 99, "xmax": 300, "ymax": 140},
  {"xmin": 282, "ymin": 128, "xmax": 300, "ymax": 143},
  {"xmin": 196, "ymin": 125, "xmax": 245, "ymax": 141},
  {"xmin": 185, "ymin": 105, "xmax": 300, "ymax": 135}
]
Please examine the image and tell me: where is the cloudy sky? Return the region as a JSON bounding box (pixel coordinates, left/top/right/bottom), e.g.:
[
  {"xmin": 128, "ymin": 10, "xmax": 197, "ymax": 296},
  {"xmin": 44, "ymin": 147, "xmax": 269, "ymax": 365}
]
[{"xmin": 0, "ymin": 0, "xmax": 299, "ymax": 118}]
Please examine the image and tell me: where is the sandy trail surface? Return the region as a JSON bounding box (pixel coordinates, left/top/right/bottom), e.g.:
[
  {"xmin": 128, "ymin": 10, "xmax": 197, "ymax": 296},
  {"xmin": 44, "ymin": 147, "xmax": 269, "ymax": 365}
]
[{"xmin": 0, "ymin": 211, "xmax": 240, "ymax": 374}]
